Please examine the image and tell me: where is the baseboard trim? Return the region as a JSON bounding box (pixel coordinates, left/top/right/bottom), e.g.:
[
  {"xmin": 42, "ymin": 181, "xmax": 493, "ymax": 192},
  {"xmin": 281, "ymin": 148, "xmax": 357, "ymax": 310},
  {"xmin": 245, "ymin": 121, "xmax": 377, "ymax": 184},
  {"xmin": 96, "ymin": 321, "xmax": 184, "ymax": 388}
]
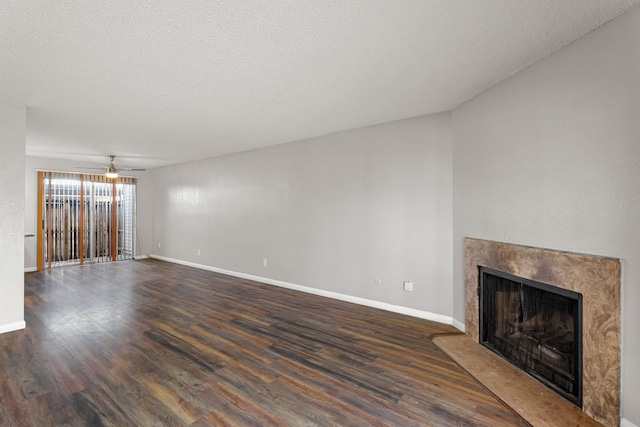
[
  {"xmin": 24, "ymin": 267, "xmax": 37, "ymax": 273},
  {"xmin": 0, "ymin": 320, "xmax": 26, "ymax": 335},
  {"xmin": 134, "ymin": 255, "xmax": 149, "ymax": 260},
  {"xmin": 150, "ymin": 255, "xmax": 453, "ymax": 326},
  {"xmin": 622, "ymin": 418, "xmax": 638, "ymax": 427},
  {"xmin": 452, "ymin": 318, "xmax": 465, "ymax": 333}
]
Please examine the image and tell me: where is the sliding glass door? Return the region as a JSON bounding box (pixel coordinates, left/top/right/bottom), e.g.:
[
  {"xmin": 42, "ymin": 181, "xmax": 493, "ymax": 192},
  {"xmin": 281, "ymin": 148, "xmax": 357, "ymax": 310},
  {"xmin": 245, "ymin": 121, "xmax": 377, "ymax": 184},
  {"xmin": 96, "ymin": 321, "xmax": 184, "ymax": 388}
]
[{"xmin": 37, "ymin": 171, "xmax": 136, "ymax": 270}]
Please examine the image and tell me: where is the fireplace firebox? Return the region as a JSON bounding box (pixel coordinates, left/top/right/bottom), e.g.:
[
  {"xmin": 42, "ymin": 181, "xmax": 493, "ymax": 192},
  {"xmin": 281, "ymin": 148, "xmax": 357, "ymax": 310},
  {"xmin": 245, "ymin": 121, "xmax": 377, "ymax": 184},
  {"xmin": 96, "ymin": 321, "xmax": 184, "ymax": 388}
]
[{"xmin": 479, "ymin": 267, "xmax": 583, "ymax": 407}]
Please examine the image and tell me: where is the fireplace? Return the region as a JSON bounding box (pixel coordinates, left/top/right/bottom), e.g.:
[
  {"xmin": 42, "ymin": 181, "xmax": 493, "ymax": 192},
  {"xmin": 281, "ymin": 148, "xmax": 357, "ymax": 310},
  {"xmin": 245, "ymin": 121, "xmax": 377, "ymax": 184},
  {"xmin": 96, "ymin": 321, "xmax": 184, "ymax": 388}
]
[
  {"xmin": 464, "ymin": 238, "xmax": 620, "ymax": 427},
  {"xmin": 479, "ymin": 267, "xmax": 582, "ymax": 406}
]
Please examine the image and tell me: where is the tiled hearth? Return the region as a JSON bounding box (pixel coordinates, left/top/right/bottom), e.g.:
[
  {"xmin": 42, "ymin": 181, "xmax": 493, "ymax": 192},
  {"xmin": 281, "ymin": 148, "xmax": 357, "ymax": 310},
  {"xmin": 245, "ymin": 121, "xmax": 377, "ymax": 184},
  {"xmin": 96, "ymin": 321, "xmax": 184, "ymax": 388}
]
[{"xmin": 450, "ymin": 238, "xmax": 621, "ymax": 427}]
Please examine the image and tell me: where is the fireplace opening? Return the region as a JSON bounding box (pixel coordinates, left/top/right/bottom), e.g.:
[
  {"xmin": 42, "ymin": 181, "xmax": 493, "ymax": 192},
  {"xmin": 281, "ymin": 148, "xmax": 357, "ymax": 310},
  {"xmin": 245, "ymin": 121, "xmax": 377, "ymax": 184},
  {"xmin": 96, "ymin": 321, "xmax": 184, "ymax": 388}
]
[{"xmin": 479, "ymin": 267, "xmax": 583, "ymax": 407}]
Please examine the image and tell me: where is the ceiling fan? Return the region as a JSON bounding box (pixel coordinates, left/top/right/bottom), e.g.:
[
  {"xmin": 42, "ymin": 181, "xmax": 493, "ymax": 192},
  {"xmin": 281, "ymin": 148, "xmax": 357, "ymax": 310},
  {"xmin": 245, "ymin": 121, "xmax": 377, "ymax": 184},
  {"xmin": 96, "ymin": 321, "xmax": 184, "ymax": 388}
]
[{"xmin": 76, "ymin": 155, "xmax": 146, "ymax": 178}]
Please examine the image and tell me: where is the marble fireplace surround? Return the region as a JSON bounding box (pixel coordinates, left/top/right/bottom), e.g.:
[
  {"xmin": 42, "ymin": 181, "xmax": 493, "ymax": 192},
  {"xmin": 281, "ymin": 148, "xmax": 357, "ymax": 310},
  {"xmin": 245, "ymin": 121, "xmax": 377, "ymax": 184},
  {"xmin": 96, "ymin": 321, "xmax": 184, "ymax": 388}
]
[{"xmin": 464, "ymin": 238, "xmax": 621, "ymax": 427}]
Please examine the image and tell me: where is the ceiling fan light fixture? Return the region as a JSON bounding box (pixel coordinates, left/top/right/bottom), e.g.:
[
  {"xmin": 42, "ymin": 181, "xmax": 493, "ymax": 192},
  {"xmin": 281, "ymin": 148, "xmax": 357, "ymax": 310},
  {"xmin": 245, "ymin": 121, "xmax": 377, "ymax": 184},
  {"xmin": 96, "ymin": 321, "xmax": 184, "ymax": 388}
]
[
  {"xmin": 105, "ymin": 155, "xmax": 119, "ymax": 178},
  {"xmin": 105, "ymin": 166, "xmax": 118, "ymax": 179}
]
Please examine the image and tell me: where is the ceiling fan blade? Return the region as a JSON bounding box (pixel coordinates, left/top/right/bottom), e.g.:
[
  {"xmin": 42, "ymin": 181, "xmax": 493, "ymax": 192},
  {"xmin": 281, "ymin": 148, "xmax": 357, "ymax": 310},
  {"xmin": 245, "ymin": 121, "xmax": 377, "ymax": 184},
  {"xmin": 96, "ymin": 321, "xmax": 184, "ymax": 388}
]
[{"xmin": 73, "ymin": 156, "xmax": 146, "ymax": 174}]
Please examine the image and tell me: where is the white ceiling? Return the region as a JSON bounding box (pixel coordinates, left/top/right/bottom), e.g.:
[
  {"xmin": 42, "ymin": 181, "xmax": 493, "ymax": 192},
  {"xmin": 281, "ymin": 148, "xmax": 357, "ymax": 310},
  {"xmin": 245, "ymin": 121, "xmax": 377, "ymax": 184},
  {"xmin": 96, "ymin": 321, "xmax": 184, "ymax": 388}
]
[{"xmin": 2, "ymin": 1, "xmax": 638, "ymax": 170}]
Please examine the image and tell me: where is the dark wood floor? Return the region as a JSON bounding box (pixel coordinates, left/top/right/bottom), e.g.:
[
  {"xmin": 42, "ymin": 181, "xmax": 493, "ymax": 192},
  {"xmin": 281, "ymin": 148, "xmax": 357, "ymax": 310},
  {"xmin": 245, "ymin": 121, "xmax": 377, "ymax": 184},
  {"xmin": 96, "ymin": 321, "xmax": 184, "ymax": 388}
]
[{"xmin": 0, "ymin": 259, "xmax": 529, "ymax": 426}]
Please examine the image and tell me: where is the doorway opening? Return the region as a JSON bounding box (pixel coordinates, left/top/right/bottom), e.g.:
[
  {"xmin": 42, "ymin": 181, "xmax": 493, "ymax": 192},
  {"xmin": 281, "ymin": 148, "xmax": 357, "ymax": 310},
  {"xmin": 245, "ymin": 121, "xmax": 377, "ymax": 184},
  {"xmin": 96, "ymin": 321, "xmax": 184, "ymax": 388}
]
[{"xmin": 37, "ymin": 171, "xmax": 137, "ymax": 270}]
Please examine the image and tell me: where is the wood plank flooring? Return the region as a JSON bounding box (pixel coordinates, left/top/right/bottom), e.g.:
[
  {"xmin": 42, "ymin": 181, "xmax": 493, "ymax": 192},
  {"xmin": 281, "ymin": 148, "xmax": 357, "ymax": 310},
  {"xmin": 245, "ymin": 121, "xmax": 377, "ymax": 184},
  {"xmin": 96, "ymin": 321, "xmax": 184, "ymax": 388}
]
[{"xmin": 0, "ymin": 259, "xmax": 529, "ymax": 426}]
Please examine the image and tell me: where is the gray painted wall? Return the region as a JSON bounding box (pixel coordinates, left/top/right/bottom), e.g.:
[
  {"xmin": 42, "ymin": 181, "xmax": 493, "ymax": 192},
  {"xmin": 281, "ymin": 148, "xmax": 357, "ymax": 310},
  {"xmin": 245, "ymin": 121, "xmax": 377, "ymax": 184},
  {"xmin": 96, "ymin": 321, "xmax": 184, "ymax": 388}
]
[
  {"xmin": 151, "ymin": 113, "xmax": 453, "ymax": 317},
  {"xmin": 0, "ymin": 103, "xmax": 26, "ymax": 333},
  {"xmin": 452, "ymin": 7, "xmax": 640, "ymax": 425}
]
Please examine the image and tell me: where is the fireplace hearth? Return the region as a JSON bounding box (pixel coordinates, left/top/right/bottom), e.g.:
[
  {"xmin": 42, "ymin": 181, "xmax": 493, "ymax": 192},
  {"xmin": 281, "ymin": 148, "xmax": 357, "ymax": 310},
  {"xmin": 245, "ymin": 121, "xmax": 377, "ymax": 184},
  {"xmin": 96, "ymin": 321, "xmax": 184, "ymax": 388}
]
[{"xmin": 479, "ymin": 267, "xmax": 582, "ymax": 406}]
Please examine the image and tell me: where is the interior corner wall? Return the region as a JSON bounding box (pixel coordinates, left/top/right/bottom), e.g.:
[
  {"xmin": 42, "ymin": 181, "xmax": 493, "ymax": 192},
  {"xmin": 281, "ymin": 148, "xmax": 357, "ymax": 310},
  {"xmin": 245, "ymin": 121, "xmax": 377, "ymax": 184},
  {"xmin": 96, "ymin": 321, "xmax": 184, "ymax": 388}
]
[
  {"xmin": 0, "ymin": 103, "xmax": 26, "ymax": 333},
  {"xmin": 151, "ymin": 113, "xmax": 453, "ymax": 317},
  {"xmin": 451, "ymin": 6, "xmax": 640, "ymax": 425},
  {"xmin": 134, "ymin": 171, "xmax": 153, "ymax": 258}
]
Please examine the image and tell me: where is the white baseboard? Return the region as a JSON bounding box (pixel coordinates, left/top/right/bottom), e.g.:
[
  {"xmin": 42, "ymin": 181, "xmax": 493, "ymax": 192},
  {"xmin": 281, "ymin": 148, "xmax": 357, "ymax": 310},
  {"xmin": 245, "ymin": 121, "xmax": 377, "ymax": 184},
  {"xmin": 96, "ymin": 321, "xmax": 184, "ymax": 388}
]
[
  {"xmin": 134, "ymin": 255, "xmax": 149, "ymax": 260},
  {"xmin": 452, "ymin": 318, "xmax": 465, "ymax": 333},
  {"xmin": 0, "ymin": 320, "xmax": 26, "ymax": 334},
  {"xmin": 24, "ymin": 267, "xmax": 37, "ymax": 273},
  {"xmin": 150, "ymin": 255, "xmax": 454, "ymax": 326},
  {"xmin": 622, "ymin": 418, "xmax": 638, "ymax": 427}
]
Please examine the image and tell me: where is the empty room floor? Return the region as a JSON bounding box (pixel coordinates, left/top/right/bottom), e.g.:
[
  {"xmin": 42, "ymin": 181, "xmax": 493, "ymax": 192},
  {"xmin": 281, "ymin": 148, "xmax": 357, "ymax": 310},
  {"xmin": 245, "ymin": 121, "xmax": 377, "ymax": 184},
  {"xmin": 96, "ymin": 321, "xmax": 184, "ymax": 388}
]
[{"xmin": 0, "ymin": 259, "xmax": 528, "ymax": 426}]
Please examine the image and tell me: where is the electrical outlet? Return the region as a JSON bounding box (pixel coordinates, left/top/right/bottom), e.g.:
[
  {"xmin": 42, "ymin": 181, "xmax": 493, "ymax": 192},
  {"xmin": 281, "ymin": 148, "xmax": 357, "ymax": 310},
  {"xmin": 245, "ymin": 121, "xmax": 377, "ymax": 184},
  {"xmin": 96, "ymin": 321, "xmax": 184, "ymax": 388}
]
[
  {"xmin": 263, "ymin": 258, "xmax": 268, "ymax": 267},
  {"xmin": 197, "ymin": 249, "xmax": 201, "ymax": 256},
  {"xmin": 403, "ymin": 281, "xmax": 413, "ymax": 292},
  {"xmin": 158, "ymin": 243, "xmax": 161, "ymax": 248}
]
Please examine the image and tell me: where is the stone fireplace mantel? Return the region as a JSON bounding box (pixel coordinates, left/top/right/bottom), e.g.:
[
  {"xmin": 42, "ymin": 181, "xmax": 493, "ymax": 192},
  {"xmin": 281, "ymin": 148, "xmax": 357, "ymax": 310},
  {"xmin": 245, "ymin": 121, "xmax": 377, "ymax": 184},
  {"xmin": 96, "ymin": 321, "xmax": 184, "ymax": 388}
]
[{"xmin": 463, "ymin": 238, "xmax": 621, "ymax": 427}]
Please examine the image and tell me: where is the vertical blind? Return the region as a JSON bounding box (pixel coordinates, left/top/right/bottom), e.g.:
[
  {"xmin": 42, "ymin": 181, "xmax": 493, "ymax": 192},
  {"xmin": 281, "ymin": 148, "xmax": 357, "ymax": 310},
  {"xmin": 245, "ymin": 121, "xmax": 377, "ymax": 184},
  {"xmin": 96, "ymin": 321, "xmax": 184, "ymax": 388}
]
[{"xmin": 38, "ymin": 171, "xmax": 137, "ymax": 270}]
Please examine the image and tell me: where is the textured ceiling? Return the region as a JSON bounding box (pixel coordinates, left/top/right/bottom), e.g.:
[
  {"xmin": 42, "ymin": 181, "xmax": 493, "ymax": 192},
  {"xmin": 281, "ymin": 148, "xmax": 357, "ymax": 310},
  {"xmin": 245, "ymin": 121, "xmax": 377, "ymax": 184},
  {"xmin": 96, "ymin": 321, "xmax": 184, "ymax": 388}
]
[{"xmin": 1, "ymin": 1, "xmax": 638, "ymax": 169}]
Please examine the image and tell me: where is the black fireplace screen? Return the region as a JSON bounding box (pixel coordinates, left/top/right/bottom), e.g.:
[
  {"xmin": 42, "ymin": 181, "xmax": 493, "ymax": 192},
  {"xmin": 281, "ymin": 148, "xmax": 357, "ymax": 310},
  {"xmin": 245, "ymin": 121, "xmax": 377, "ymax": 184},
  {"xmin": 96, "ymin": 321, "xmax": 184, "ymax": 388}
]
[{"xmin": 479, "ymin": 267, "xmax": 582, "ymax": 407}]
